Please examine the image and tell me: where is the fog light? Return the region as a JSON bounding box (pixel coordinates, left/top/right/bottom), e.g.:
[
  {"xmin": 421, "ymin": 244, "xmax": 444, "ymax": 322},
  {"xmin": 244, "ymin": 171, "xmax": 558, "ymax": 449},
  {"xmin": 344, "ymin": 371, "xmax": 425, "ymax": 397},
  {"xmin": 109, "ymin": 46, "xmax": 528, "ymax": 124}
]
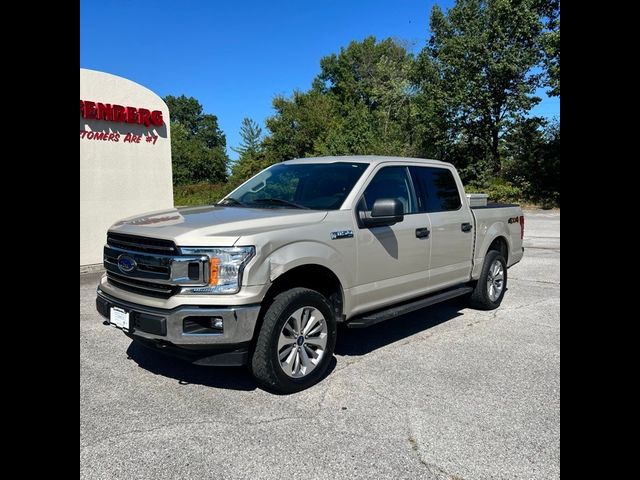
[{"xmin": 183, "ymin": 316, "xmax": 224, "ymax": 334}]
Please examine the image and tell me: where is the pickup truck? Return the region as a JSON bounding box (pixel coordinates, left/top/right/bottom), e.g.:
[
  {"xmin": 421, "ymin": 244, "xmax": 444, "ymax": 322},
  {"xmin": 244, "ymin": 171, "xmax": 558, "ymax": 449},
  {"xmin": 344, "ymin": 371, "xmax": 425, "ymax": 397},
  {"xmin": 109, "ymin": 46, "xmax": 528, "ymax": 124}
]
[{"xmin": 96, "ymin": 156, "xmax": 524, "ymax": 393}]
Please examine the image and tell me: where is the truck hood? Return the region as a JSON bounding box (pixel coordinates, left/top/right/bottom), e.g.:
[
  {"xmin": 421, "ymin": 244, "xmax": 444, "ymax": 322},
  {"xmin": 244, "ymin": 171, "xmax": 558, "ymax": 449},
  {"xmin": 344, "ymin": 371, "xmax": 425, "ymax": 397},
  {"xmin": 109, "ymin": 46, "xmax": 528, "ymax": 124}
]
[{"xmin": 109, "ymin": 205, "xmax": 329, "ymax": 247}]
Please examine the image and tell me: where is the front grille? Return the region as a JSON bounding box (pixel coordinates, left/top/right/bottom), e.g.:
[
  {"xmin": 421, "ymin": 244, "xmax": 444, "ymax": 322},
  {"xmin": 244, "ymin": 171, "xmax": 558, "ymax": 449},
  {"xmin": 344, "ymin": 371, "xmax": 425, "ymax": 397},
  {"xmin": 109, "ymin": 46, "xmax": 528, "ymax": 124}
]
[
  {"xmin": 107, "ymin": 232, "xmax": 177, "ymax": 256},
  {"xmin": 106, "ymin": 271, "xmax": 179, "ymax": 299},
  {"xmin": 103, "ymin": 246, "xmax": 171, "ymax": 280},
  {"xmin": 103, "ymin": 233, "xmax": 203, "ymax": 299}
]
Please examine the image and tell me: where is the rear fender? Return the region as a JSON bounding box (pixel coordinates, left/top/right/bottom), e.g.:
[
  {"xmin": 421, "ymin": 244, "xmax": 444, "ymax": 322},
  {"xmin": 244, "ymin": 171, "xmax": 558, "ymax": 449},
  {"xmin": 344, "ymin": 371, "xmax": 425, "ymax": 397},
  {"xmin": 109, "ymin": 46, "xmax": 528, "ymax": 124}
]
[{"xmin": 472, "ymin": 223, "xmax": 511, "ymax": 279}]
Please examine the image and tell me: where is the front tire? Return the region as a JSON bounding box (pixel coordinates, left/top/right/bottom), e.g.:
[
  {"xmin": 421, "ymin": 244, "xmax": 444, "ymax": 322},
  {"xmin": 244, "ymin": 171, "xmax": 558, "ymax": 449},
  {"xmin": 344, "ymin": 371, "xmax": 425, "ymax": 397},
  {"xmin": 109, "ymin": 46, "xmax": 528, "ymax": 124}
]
[
  {"xmin": 469, "ymin": 250, "xmax": 507, "ymax": 310},
  {"xmin": 251, "ymin": 288, "xmax": 337, "ymax": 393}
]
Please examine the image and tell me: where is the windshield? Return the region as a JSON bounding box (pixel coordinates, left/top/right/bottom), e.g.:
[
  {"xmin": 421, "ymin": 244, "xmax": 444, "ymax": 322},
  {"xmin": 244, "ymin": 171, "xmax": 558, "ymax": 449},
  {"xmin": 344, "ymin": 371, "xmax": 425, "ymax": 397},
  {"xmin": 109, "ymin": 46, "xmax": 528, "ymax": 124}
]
[{"xmin": 221, "ymin": 162, "xmax": 369, "ymax": 210}]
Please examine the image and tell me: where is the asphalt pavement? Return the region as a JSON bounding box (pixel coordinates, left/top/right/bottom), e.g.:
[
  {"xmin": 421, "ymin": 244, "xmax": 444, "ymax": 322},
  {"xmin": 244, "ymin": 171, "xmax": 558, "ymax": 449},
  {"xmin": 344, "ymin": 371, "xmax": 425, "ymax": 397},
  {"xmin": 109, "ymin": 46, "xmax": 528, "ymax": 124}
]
[{"xmin": 80, "ymin": 209, "xmax": 560, "ymax": 480}]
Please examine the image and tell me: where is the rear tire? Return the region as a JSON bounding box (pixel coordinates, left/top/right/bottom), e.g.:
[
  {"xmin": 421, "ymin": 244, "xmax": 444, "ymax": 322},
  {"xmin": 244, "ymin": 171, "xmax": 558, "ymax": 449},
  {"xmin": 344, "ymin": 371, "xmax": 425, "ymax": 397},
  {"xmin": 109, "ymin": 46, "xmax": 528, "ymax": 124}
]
[
  {"xmin": 469, "ymin": 250, "xmax": 507, "ymax": 310},
  {"xmin": 251, "ymin": 288, "xmax": 337, "ymax": 393}
]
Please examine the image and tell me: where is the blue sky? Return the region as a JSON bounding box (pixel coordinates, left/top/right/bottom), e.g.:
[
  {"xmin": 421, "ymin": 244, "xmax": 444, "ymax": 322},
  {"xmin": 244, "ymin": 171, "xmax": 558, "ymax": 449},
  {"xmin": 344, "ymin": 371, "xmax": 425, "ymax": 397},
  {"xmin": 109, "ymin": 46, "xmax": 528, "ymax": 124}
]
[{"xmin": 80, "ymin": 0, "xmax": 559, "ymax": 160}]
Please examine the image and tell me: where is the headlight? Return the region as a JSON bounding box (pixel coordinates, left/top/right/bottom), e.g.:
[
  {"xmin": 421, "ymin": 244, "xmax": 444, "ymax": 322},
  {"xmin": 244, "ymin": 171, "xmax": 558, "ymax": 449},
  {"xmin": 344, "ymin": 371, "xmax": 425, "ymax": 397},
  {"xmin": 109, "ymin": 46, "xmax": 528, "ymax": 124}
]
[{"xmin": 179, "ymin": 246, "xmax": 255, "ymax": 294}]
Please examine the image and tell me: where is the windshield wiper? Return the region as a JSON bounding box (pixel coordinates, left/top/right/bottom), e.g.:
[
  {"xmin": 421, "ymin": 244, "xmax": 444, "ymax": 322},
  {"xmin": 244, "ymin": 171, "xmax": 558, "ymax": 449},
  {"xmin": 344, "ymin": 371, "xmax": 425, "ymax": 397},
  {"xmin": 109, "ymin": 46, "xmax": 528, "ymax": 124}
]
[
  {"xmin": 251, "ymin": 198, "xmax": 310, "ymax": 209},
  {"xmin": 218, "ymin": 197, "xmax": 248, "ymax": 207}
]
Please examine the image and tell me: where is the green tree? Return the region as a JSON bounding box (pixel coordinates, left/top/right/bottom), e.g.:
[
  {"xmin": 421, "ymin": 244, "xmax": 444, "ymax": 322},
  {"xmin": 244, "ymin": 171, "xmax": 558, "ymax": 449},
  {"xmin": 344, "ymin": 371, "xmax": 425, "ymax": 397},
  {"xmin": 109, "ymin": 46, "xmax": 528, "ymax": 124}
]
[
  {"xmin": 315, "ymin": 37, "xmax": 417, "ymax": 155},
  {"xmin": 239, "ymin": 1, "xmax": 560, "ymax": 205},
  {"xmin": 164, "ymin": 95, "xmax": 202, "ymax": 134},
  {"xmin": 414, "ymin": 0, "xmax": 546, "ymax": 176},
  {"xmin": 170, "ymin": 123, "xmax": 228, "ymax": 185},
  {"xmin": 539, "ymin": 0, "xmax": 560, "ymax": 96},
  {"xmin": 315, "ymin": 37, "xmax": 412, "ymax": 112},
  {"xmin": 164, "ymin": 95, "xmax": 229, "ymax": 185},
  {"xmin": 232, "ymin": 118, "xmax": 263, "ymax": 158},
  {"xmin": 165, "ymin": 95, "xmax": 227, "ymax": 149},
  {"xmin": 230, "ymin": 118, "xmax": 272, "ymax": 182},
  {"xmin": 502, "ymin": 117, "xmax": 559, "ymax": 205},
  {"xmin": 264, "ymin": 90, "xmax": 339, "ymax": 160},
  {"xmin": 263, "ymin": 37, "xmax": 417, "ymax": 161}
]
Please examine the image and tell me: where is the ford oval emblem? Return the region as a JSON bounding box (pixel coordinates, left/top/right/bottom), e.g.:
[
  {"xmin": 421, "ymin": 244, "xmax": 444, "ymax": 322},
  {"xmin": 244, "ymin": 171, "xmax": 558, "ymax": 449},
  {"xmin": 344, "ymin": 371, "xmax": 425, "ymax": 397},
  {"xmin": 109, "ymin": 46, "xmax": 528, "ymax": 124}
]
[{"xmin": 117, "ymin": 254, "xmax": 137, "ymax": 273}]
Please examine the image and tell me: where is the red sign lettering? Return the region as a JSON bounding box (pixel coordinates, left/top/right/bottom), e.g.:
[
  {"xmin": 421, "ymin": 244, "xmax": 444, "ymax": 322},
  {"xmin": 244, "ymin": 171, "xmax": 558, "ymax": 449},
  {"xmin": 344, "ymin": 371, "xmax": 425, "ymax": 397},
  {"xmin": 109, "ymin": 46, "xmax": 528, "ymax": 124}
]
[
  {"xmin": 137, "ymin": 108, "xmax": 150, "ymax": 126},
  {"xmin": 80, "ymin": 130, "xmax": 158, "ymax": 145},
  {"xmin": 112, "ymin": 104, "xmax": 126, "ymax": 122},
  {"xmin": 82, "ymin": 100, "xmax": 97, "ymax": 119},
  {"xmin": 123, "ymin": 133, "xmax": 142, "ymax": 143},
  {"xmin": 80, "ymin": 99, "xmax": 165, "ymax": 127},
  {"xmin": 96, "ymin": 103, "xmax": 113, "ymax": 121},
  {"xmin": 150, "ymin": 110, "xmax": 163, "ymax": 126},
  {"xmin": 125, "ymin": 106, "xmax": 138, "ymax": 124}
]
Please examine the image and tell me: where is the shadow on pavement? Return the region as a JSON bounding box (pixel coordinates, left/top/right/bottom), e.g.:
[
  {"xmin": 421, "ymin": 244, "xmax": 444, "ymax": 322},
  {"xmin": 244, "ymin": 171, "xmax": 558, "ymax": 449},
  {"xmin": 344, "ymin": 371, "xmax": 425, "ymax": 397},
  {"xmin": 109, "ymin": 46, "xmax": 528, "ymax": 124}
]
[
  {"xmin": 125, "ymin": 340, "xmax": 337, "ymax": 393},
  {"xmin": 125, "ymin": 298, "xmax": 466, "ymax": 390},
  {"xmin": 125, "ymin": 341, "xmax": 258, "ymax": 391},
  {"xmin": 335, "ymin": 298, "xmax": 466, "ymax": 357}
]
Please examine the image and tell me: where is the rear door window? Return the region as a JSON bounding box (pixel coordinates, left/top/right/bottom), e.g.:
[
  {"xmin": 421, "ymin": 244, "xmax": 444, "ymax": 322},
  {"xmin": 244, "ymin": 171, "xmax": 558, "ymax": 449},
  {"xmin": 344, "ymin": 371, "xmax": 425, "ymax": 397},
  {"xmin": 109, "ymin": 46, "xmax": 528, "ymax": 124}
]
[{"xmin": 409, "ymin": 167, "xmax": 461, "ymax": 212}]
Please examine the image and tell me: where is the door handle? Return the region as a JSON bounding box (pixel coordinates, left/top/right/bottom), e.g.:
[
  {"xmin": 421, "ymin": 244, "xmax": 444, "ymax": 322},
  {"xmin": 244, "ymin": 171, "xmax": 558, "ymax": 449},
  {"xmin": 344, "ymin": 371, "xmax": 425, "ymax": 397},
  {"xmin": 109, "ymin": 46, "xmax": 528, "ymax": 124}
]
[
  {"xmin": 415, "ymin": 227, "xmax": 430, "ymax": 239},
  {"xmin": 461, "ymin": 222, "xmax": 473, "ymax": 232}
]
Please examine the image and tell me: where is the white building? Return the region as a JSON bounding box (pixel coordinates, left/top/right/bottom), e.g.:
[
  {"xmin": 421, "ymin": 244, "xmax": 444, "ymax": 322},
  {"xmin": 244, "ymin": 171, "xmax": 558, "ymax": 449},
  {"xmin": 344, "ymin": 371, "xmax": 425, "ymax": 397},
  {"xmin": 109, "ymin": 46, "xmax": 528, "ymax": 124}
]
[{"xmin": 80, "ymin": 68, "xmax": 173, "ymax": 268}]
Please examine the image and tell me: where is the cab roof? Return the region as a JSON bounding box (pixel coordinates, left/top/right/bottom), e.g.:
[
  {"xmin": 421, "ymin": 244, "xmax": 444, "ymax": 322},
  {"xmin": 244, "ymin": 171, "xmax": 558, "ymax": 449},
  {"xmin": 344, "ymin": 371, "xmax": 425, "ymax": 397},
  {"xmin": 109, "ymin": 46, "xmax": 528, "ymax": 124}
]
[{"xmin": 283, "ymin": 155, "xmax": 449, "ymax": 168}]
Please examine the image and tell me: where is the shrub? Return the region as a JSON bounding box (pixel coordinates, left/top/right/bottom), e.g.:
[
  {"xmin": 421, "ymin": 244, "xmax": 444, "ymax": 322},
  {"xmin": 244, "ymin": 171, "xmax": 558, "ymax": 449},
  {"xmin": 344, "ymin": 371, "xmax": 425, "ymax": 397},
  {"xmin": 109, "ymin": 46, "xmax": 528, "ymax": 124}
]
[
  {"xmin": 466, "ymin": 179, "xmax": 524, "ymax": 204},
  {"xmin": 173, "ymin": 182, "xmax": 233, "ymax": 206}
]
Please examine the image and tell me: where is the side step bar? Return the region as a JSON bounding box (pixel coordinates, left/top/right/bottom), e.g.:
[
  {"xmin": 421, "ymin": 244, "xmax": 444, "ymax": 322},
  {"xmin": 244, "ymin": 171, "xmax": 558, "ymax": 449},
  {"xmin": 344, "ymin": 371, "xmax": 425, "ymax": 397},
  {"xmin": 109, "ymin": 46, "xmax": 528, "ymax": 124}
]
[{"xmin": 346, "ymin": 286, "xmax": 473, "ymax": 329}]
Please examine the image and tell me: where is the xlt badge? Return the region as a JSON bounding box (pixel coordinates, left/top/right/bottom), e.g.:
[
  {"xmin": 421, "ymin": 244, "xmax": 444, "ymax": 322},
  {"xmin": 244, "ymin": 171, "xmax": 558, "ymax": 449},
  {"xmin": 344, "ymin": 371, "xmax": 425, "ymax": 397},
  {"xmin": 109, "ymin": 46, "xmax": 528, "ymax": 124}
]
[{"xmin": 331, "ymin": 230, "xmax": 354, "ymax": 240}]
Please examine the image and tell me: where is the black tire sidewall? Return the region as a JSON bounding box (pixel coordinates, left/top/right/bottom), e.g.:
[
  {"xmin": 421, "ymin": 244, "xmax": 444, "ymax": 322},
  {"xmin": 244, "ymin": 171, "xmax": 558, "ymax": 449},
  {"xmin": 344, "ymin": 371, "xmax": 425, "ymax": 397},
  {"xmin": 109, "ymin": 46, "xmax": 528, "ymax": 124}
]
[
  {"xmin": 259, "ymin": 289, "xmax": 337, "ymax": 392},
  {"xmin": 473, "ymin": 250, "xmax": 508, "ymax": 309}
]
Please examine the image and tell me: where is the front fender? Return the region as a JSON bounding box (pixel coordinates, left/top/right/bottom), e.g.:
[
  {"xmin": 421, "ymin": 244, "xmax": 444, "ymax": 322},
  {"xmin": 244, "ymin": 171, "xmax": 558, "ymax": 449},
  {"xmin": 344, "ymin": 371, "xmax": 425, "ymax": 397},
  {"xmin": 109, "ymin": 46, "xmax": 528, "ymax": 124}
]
[
  {"xmin": 243, "ymin": 240, "xmax": 353, "ymax": 290},
  {"xmin": 267, "ymin": 241, "xmax": 352, "ymax": 286}
]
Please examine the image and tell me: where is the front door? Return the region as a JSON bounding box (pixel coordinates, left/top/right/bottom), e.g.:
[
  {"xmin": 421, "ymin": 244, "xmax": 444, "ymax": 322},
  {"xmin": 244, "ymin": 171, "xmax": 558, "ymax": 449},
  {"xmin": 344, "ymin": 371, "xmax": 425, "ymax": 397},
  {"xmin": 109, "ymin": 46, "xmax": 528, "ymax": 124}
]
[{"xmin": 351, "ymin": 165, "xmax": 432, "ymax": 315}]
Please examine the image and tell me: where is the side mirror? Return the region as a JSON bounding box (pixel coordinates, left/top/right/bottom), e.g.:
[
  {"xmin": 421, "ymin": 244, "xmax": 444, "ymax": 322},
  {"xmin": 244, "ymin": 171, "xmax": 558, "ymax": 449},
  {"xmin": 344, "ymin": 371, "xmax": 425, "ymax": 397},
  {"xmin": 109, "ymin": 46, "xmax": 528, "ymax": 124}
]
[{"xmin": 359, "ymin": 198, "xmax": 404, "ymax": 228}]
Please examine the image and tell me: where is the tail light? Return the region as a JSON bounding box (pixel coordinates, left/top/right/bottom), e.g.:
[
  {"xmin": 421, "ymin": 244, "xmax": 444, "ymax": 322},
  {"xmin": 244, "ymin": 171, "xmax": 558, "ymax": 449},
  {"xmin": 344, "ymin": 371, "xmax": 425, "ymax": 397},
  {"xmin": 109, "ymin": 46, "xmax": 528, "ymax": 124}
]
[{"xmin": 519, "ymin": 215, "xmax": 525, "ymax": 239}]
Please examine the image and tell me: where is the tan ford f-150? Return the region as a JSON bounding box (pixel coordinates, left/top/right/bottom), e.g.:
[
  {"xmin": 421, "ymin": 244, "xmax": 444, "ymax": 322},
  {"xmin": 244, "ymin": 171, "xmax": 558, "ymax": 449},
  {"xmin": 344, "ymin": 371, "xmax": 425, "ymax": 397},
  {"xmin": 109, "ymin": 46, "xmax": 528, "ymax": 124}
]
[{"xmin": 96, "ymin": 156, "xmax": 524, "ymax": 392}]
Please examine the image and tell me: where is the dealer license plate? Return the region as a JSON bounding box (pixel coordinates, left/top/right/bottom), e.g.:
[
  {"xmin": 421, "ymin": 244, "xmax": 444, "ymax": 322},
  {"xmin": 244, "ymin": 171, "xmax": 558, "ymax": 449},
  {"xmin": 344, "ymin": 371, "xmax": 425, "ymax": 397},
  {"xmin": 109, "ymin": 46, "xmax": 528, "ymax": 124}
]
[{"xmin": 110, "ymin": 306, "xmax": 130, "ymax": 331}]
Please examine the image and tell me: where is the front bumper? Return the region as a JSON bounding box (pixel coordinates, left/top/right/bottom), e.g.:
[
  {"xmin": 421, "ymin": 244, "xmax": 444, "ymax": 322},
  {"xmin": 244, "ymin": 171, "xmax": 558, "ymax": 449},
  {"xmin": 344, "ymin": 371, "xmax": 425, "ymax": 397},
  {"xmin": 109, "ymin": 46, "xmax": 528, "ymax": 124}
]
[{"xmin": 96, "ymin": 289, "xmax": 261, "ymax": 363}]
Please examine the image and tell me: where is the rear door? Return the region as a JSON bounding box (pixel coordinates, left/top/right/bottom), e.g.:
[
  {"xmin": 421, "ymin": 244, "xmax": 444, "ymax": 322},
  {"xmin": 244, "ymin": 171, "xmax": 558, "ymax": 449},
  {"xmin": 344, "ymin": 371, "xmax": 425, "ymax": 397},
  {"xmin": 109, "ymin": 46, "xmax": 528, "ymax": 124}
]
[
  {"xmin": 409, "ymin": 166, "xmax": 474, "ymax": 291},
  {"xmin": 351, "ymin": 165, "xmax": 432, "ymax": 314}
]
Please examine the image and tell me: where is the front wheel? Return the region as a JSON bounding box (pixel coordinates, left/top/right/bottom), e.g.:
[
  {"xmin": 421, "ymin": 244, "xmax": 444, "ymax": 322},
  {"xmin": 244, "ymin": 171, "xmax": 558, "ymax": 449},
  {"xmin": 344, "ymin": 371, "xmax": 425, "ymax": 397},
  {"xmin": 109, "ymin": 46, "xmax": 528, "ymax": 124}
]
[
  {"xmin": 469, "ymin": 250, "xmax": 508, "ymax": 310},
  {"xmin": 251, "ymin": 288, "xmax": 337, "ymax": 393}
]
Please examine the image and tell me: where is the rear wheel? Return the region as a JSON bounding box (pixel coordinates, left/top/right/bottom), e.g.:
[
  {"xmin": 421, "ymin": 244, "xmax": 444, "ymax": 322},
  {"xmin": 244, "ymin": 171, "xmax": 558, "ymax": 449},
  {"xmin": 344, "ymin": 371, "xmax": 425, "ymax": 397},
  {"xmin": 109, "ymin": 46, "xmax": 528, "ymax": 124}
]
[
  {"xmin": 251, "ymin": 288, "xmax": 337, "ymax": 393},
  {"xmin": 469, "ymin": 250, "xmax": 507, "ymax": 310}
]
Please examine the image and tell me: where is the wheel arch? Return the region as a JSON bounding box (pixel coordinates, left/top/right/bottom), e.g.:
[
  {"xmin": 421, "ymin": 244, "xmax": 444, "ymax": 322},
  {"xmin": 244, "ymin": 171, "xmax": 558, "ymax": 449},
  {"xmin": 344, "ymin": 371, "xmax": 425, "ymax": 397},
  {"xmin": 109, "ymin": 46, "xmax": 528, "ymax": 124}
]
[
  {"xmin": 487, "ymin": 236, "xmax": 509, "ymax": 263},
  {"xmin": 472, "ymin": 224, "xmax": 512, "ymax": 280},
  {"xmin": 263, "ymin": 263, "xmax": 344, "ymax": 316},
  {"xmin": 250, "ymin": 263, "xmax": 345, "ymax": 349}
]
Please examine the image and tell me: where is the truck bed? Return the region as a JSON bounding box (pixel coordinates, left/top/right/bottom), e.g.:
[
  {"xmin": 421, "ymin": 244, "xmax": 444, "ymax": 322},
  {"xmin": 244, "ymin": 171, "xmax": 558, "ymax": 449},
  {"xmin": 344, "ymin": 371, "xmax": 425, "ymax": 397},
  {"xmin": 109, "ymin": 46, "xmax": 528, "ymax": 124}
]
[
  {"xmin": 471, "ymin": 203, "xmax": 519, "ymax": 209},
  {"xmin": 470, "ymin": 203, "xmax": 524, "ymax": 275}
]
